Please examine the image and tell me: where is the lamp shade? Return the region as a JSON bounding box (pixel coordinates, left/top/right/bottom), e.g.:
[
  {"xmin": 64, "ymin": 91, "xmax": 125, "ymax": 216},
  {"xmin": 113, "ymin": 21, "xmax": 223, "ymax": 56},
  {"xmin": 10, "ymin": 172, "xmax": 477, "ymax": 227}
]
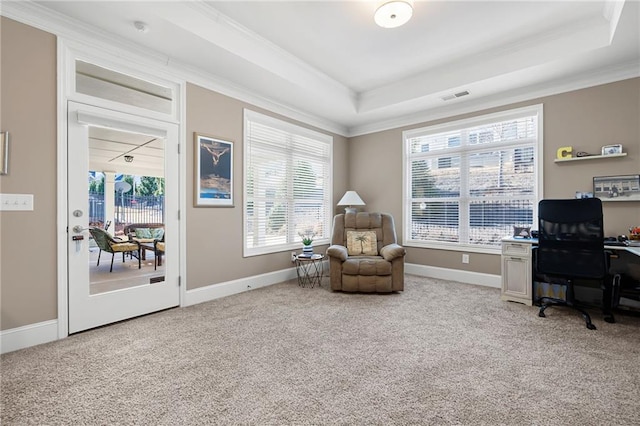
[
  {"xmin": 337, "ymin": 191, "xmax": 366, "ymax": 207},
  {"xmin": 374, "ymin": 1, "xmax": 413, "ymax": 29}
]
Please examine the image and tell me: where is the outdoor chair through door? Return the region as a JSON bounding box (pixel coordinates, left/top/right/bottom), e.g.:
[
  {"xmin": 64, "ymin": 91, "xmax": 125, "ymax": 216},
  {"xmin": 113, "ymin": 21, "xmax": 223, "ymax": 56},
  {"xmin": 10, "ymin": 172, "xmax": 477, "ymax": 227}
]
[{"xmin": 89, "ymin": 227, "xmax": 141, "ymax": 272}]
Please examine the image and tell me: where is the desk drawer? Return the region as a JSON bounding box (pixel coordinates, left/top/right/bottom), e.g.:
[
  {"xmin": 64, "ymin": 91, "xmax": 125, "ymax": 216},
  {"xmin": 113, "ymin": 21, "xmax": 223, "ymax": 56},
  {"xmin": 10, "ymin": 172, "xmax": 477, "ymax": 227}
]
[{"xmin": 502, "ymin": 242, "xmax": 531, "ymax": 258}]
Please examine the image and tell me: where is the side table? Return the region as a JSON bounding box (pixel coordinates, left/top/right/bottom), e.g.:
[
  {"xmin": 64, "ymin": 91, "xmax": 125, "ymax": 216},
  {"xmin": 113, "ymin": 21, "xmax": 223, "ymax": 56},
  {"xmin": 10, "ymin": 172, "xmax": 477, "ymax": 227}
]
[{"xmin": 294, "ymin": 253, "xmax": 324, "ymax": 288}]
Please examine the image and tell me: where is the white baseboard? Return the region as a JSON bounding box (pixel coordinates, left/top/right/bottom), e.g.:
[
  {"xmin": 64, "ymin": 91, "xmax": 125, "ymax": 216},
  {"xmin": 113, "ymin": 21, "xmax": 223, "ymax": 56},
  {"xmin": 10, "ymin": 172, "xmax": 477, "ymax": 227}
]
[
  {"xmin": 1, "ymin": 319, "xmax": 59, "ymax": 354},
  {"xmin": 2, "ymin": 263, "xmax": 494, "ymax": 354},
  {"xmin": 406, "ymin": 263, "xmax": 501, "ymax": 288},
  {"xmin": 183, "ymin": 266, "xmax": 299, "ymax": 307}
]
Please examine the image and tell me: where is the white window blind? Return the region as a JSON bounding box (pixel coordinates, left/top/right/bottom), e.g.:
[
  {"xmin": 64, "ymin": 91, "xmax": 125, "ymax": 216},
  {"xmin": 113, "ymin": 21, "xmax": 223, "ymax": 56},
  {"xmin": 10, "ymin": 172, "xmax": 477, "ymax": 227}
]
[
  {"xmin": 403, "ymin": 105, "xmax": 542, "ymax": 251},
  {"xmin": 243, "ymin": 110, "xmax": 332, "ymax": 256}
]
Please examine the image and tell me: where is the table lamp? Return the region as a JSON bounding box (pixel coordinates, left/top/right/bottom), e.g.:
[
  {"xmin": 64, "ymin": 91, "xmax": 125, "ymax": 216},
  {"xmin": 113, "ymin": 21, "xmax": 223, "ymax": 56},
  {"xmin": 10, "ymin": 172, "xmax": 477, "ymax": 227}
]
[{"xmin": 337, "ymin": 190, "xmax": 365, "ymax": 213}]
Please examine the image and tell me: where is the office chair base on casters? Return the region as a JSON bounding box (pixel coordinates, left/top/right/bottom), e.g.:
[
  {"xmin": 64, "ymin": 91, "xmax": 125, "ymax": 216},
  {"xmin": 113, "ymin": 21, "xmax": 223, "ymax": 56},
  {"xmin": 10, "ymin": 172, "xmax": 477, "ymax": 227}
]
[
  {"xmin": 538, "ymin": 300, "xmax": 597, "ymax": 330},
  {"xmin": 538, "ymin": 306, "xmax": 547, "ymax": 318},
  {"xmin": 576, "ymin": 307, "xmax": 597, "ymax": 330}
]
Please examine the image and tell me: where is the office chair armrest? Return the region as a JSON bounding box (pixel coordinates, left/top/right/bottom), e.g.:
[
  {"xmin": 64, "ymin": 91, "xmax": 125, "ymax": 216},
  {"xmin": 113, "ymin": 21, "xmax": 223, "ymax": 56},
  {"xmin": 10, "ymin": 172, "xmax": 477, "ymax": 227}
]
[
  {"xmin": 326, "ymin": 244, "xmax": 348, "ymax": 261},
  {"xmin": 380, "ymin": 243, "xmax": 406, "ymax": 261}
]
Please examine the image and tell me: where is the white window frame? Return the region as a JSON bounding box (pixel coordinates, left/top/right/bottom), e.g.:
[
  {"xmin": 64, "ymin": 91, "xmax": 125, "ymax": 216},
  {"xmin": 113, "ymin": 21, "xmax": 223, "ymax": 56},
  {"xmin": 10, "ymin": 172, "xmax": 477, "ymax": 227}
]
[
  {"xmin": 402, "ymin": 104, "xmax": 544, "ymax": 254},
  {"xmin": 243, "ymin": 109, "xmax": 333, "ymax": 257}
]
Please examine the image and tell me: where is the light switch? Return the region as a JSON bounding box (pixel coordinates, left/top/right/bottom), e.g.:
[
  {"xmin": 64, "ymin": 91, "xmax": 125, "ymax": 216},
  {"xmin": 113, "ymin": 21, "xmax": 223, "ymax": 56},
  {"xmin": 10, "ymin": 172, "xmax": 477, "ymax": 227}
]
[{"xmin": 0, "ymin": 194, "xmax": 34, "ymax": 211}]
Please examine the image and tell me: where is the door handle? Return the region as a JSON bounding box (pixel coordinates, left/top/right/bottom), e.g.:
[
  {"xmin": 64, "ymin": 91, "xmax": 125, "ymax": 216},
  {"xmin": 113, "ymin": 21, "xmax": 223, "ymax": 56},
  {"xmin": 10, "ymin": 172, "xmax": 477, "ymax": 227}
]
[{"xmin": 72, "ymin": 225, "xmax": 89, "ymax": 233}]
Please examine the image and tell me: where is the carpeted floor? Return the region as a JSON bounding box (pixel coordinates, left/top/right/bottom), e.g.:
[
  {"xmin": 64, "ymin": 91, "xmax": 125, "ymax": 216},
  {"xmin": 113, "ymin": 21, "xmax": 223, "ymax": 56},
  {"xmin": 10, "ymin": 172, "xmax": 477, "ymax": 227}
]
[{"xmin": 2, "ymin": 275, "xmax": 640, "ymax": 425}]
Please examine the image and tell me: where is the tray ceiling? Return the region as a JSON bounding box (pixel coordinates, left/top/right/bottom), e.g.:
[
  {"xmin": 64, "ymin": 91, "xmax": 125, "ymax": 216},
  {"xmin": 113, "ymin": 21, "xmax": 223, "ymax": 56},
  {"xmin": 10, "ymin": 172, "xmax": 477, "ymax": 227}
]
[{"xmin": 16, "ymin": 1, "xmax": 640, "ymax": 136}]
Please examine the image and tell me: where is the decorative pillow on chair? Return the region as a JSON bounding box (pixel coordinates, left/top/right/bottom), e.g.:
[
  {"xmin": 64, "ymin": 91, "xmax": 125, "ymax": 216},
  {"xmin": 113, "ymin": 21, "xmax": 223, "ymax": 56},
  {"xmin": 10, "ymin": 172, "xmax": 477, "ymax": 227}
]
[
  {"xmin": 346, "ymin": 231, "xmax": 378, "ymax": 256},
  {"xmin": 135, "ymin": 228, "xmax": 153, "ymax": 239},
  {"xmin": 151, "ymin": 228, "xmax": 164, "ymax": 240}
]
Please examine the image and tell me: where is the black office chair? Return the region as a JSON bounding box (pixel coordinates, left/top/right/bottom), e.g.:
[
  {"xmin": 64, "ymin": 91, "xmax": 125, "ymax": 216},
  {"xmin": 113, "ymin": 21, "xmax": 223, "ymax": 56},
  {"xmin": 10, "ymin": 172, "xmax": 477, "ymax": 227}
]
[{"xmin": 534, "ymin": 198, "xmax": 613, "ymax": 330}]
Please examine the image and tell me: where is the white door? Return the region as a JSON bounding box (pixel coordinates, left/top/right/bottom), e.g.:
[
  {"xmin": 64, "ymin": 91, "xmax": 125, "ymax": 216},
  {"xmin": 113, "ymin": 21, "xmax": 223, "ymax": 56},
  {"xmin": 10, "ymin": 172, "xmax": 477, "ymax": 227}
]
[{"xmin": 67, "ymin": 102, "xmax": 179, "ymax": 333}]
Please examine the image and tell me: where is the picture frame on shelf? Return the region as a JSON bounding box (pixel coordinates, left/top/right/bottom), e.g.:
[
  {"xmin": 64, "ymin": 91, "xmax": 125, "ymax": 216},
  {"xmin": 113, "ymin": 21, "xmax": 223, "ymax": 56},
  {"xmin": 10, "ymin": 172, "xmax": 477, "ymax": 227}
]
[
  {"xmin": 601, "ymin": 144, "xmax": 623, "ymax": 155},
  {"xmin": 575, "ymin": 191, "xmax": 593, "ymax": 199},
  {"xmin": 194, "ymin": 133, "xmax": 233, "ymax": 207},
  {"xmin": 593, "ymin": 174, "xmax": 640, "ymax": 202},
  {"xmin": 513, "ymin": 226, "xmax": 531, "ymax": 238}
]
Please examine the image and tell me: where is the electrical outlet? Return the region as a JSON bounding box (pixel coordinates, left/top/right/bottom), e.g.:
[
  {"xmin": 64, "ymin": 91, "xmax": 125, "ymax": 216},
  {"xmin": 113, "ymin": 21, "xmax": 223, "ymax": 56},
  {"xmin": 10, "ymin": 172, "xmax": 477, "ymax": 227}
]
[
  {"xmin": 291, "ymin": 252, "xmax": 297, "ymax": 262},
  {"xmin": 462, "ymin": 254, "xmax": 469, "ymax": 264}
]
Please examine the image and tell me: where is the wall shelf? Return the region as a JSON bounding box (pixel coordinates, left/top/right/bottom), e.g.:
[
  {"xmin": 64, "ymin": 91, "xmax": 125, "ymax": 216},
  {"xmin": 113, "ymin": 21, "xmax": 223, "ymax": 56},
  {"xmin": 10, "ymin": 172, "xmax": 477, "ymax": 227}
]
[{"xmin": 554, "ymin": 153, "xmax": 627, "ymax": 163}]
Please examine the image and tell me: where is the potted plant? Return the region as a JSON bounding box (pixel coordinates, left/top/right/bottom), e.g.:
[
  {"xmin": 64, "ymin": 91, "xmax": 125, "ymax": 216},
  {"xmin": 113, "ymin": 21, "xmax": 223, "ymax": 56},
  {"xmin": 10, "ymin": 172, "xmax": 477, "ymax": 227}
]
[{"xmin": 299, "ymin": 231, "xmax": 316, "ymax": 255}]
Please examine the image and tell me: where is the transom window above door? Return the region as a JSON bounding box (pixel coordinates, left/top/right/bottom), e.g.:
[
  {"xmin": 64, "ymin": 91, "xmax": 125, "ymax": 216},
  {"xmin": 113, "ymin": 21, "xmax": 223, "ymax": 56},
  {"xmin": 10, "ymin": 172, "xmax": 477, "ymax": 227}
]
[{"xmin": 74, "ymin": 60, "xmax": 175, "ymax": 117}]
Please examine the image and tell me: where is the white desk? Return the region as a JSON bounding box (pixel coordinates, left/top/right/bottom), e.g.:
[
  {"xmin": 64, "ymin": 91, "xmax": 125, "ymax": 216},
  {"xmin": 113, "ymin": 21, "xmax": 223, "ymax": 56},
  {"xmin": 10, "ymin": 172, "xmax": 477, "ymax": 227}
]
[{"xmin": 500, "ymin": 237, "xmax": 640, "ymax": 305}]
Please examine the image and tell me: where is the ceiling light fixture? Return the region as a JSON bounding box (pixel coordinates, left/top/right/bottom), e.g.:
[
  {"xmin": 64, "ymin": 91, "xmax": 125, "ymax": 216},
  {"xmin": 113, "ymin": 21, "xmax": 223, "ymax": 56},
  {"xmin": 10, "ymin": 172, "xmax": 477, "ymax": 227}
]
[
  {"xmin": 124, "ymin": 155, "xmax": 134, "ymax": 163},
  {"xmin": 374, "ymin": 1, "xmax": 414, "ymax": 29}
]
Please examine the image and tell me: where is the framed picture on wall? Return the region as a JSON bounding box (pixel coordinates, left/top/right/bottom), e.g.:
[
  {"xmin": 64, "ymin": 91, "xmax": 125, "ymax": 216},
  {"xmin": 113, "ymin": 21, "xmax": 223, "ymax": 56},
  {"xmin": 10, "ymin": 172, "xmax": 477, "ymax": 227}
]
[
  {"xmin": 194, "ymin": 133, "xmax": 233, "ymax": 207},
  {"xmin": 593, "ymin": 174, "xmax": 640, "ymax": 202}
]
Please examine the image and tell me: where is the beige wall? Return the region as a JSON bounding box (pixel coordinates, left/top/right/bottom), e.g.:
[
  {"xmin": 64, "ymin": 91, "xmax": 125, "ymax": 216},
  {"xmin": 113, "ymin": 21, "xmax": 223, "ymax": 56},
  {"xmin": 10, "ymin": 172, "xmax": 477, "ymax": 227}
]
[
  {"xmin": 0, "ymin": 17, "xmax": 57, "ymax": 329},
  {"xmin": 349, "ymin": 78, "xmax": 640, "ymax": 275},
  {"xmin": 185, "ymin": 83, "xmax": 349, "ymax": 289},
  {"xmin": 0, "ymin": 19, "xmax": 348, "ymax": 329},
  {"xmin": 1, "ymin": 17, "xmax": 637, "ymax": 330}
]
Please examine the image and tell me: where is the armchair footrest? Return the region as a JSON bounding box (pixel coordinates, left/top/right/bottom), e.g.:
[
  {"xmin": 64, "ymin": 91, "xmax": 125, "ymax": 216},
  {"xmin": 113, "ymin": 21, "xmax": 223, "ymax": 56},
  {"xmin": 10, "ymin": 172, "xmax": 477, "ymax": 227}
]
[{"xmin": 342, "ymin": 257, "xmax": 392, "ymax": 276}]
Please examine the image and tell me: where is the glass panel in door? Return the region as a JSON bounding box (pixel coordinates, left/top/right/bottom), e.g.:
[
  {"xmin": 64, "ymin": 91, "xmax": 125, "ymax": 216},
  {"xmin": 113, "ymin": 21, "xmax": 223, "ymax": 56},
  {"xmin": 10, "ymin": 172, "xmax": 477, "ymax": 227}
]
[
  {"xmin": 87, "ymin": 126, "xmax": 166, "ymax": 294},
  {"xmin": 68, "ymin": 102, "xmax": 179, "ymax": 334}
]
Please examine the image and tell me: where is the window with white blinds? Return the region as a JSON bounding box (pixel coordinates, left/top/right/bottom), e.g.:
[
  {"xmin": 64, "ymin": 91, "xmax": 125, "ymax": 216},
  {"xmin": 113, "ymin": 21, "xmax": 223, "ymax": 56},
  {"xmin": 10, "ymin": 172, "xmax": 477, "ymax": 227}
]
[
  {"xmin": 243, "ymin": 110, "xmax": 332, "ymax": 256},
  {"xmin": 403, "ymin": 105, "xmax": 542, "ymax": 252}
]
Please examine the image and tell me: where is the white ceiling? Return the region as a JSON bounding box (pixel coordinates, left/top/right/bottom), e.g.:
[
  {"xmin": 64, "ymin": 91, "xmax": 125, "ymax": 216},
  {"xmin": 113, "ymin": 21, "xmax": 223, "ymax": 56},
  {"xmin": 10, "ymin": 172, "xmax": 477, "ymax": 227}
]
[
  {"xmin": 16, "ymin": 1, "xmax": 640, "ymax": 136},
  {"xmin": 89, "ymin": 127, "xmax": 165, "ymax": 178}
]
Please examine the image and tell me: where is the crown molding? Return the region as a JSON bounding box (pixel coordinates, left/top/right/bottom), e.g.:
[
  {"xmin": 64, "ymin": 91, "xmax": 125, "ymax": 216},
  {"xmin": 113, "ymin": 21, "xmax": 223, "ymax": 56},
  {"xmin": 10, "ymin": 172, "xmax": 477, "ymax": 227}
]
[
  {"xmin": 1, "ymin": 1, "xmax": 170, "ymax": 65},
  {"xmin": 177, "ymin": 61, "xmax": 349, "ymax": 136},
  {"xmin": 2, "ymin": 1, "xmax": 636, "ymax": 140},
  {"xmin": 357, "ymin": 14, "xmax": 610, "ymax": 114},
  {"xmin": 1, "ymin": 0, "xmax": 349, "ymax": 137},
  {"xmin": 186, "ymin": 1, "xmax": 355, "ymax": 100},
  {"xmin": 347, "ymin": 59, "xmax": 640, "ymax": 137}
]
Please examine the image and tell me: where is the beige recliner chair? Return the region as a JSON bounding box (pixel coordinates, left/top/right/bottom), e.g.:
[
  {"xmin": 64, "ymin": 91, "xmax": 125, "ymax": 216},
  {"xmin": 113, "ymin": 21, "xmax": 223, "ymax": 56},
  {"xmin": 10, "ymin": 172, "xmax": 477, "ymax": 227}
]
[{"xmin": 326, "ymin": 212, "xmax": 405, "ymax": 292}]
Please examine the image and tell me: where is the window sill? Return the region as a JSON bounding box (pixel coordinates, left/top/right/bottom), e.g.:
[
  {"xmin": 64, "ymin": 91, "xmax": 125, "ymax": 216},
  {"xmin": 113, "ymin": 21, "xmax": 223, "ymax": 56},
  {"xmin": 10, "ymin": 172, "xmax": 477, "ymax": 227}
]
[{"xmin": 403, "ymin": 241, "xmax": 501, "ymax": 255}]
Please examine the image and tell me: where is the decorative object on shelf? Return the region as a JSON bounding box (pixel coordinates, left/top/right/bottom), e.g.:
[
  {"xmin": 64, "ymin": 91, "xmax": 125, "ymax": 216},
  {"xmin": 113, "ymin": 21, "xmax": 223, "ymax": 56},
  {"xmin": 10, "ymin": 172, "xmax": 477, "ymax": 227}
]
[
  {"xmin": 0, "ymin": 131, "xmax": 8, "ymax": 175},
  {"xmin": 374, "ymin": 0, "xmax": 414, "ymax": 29},
  {"xmin": 601, "ymin": 144, "xmax": 623, "ymax": 155},
  {"xmin": 575, "ymin": 191, "xmax": 593, "ymax": 199},
  {"xmin": 299, "ymin": 231, "xmax": 316, "ymax": 255},
  {"xmin": 337, "ymin": 190, "xmax": 366, "ymax": 213},
  {"xmin": 194, "ymin": 133, "xmax": 233, "ymax": 207},
  {"xmin": 630, "ymin": 227, "xmax": 640, "ymax": 241},
  {"xmin": 593, "ymin": 174, "xmax": 640, "ymax": 202},
  {"xmin": 556, "ymin": 146, "xmax": 573, "ymax": 160},
  {"xmin": 512, "ymin": 226, "xmax": 531, "ymax": 238}
]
